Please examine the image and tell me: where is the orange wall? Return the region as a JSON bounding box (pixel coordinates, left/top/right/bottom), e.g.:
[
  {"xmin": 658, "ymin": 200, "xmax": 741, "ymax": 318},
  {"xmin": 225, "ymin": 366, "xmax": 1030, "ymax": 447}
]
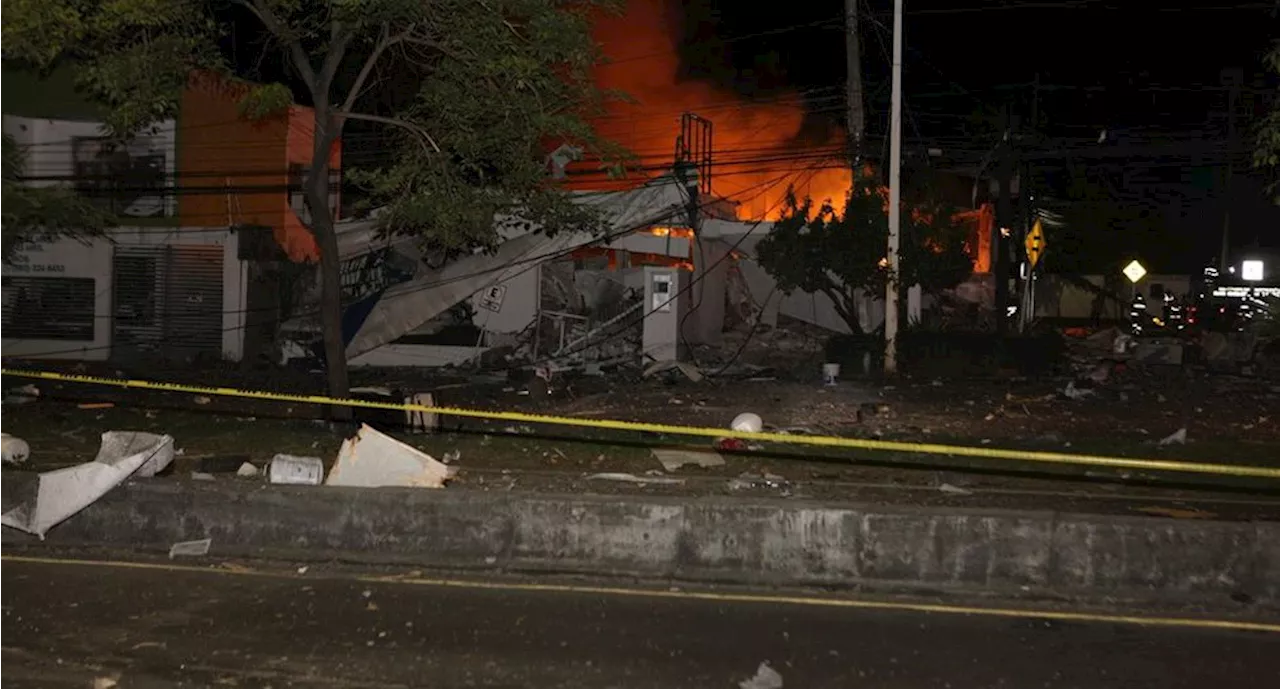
[
  {"xmin": 283, "ymin": 107, "xmax": 342, "ymax": 262},
  {"xmin": 178, "ymin": 72, "xmax": 340, "ymax": 262}
]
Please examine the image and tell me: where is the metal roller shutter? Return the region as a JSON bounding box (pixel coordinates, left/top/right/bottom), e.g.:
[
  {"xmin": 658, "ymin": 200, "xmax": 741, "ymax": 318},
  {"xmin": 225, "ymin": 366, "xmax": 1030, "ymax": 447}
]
[{"xmin": 112, "ymin": 244, "xmax": 224, "ymax": 360}]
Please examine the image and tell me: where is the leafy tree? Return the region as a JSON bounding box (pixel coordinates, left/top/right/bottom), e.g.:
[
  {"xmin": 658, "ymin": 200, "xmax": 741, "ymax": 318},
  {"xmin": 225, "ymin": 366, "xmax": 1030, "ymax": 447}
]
[
  {"xmin": 2, "ymin": 0, "xmax": 623, "ymax": 409},
  {"xmin": 2, "ymin": 134, "xmax": 113, "ymax": 261},
  {"xmin": 1254, "ymin": 46, "xmax": 1280, "ymax": 190},
  {"xmin": 755, "ymin": 171, "xmax": 972, "ymax": 334}
]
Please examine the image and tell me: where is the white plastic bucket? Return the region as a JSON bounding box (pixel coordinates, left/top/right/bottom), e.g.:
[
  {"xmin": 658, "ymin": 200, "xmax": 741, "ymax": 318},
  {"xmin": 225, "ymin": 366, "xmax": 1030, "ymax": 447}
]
[
  {"xmin": 268, "ymin": 454, "xmax": 325, "ymax": 485},
  {"xmin": 822, "ymin": 362, "xmax": 841, "ymax": 386}
]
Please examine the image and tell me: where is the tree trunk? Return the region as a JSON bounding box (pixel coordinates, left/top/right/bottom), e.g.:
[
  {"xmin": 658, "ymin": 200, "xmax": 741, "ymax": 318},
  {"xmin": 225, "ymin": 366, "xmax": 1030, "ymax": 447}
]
[{"xmin": 306, "ymin": 108, "xmax": 352, "ymax": 420}]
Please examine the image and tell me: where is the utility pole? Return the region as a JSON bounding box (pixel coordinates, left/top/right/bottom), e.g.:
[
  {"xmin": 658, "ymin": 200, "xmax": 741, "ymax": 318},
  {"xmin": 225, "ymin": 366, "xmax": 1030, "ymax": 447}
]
[
  {"xmin": 884, "ymin": 0, "xmax": 903, "ymax": 375},
  {"xmin": 994, "ymin": 106, "xmax": 1015, "ymax": 335},
  {"xmin": 1220, "ymin": 68, "xmax": 1242, "ymax": 270},
  {"xmin": 845, "ymin": 0, "xmax": 865, "ymax": 165},
  {"xmin": 1016, "ymin": 77, "xmax": 1038, "ymax": 332}
]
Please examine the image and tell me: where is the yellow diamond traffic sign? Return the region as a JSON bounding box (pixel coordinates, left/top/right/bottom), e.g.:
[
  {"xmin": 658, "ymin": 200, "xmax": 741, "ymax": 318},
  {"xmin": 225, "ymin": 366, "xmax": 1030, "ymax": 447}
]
[
  {"xmin": 1123, "ymin": 259, "xmax": 1147, "ymax": 283},
  {"xmin": 1024, "ymin": 219, "xmax": 1046, "ymax": 269}
]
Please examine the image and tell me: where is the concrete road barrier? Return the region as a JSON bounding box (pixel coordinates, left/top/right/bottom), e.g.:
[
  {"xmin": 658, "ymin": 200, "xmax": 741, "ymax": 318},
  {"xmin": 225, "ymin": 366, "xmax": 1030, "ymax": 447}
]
[{"xmin": 5, "ymin": 480, "xmax": 1278, "ymax": 605}]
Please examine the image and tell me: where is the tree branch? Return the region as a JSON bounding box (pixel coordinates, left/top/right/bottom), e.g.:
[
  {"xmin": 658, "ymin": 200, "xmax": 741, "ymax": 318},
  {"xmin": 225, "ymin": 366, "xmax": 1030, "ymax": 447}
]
[
  {"xmin": 337, "ymin": 112, "xmax": 441, "ymax": 154},
  {"xmin": 821, "ymin": 285, "xmax": 860, "ymax": 334},
  {"xmin": 339, "ymin": 22, "xmax": 403, "ymax": 115},
  {"xmin": 240, "ymin": 0, "xmax": 317, "ymax": 93},
  {"xmin": 317, "ymin": 20, "xmax": 355, "ymax": 98}
]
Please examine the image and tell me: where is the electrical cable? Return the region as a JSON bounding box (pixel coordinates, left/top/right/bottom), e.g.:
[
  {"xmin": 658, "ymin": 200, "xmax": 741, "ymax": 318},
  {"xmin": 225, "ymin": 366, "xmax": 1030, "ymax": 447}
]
[{"xmin": 494, "ymin": 160, "xmax": 833, "ymax": 373}]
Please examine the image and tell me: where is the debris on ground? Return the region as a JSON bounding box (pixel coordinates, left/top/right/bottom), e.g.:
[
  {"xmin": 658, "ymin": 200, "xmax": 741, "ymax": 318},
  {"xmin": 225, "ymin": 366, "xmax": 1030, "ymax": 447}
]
[
  {"xmin": 235, "ymin": 462, "xmax": 260, "ymax": 477},
  {"xmin": 585, "ymin": 472, "xmax": 684, "ymax": 485},
  {"xmin": 3, "ymin": 384, "xmax": 40, "ymax": 405},
  {"xmin": 1061, "ymin": 380, "xmax": 1096, "ymax": 400},
  {"xmin": 168, "ymin": 538, "xmax": 212, "ymax": 558},
  {"xmin": 1158, "ymin": 428, "xmax": 1188, "ymax": 446},
  {"xmin": 643, "ymin": 359, "xmax": 705, "ymax": 383},
  {"xmin": 326, "ymin": 424, "xmax": 450, "ymax": 488},
  {"xmin": 2, "ymin": 433, "xmax": 31, "ymax": 465},
  {"xmin": 727, "ymin": 472, "xmax": 791, "ymax": 493},
  {"xmin": 731, "ymin": 412, "xmax": 763, "ymax": 433},
  {"xmin": 938, "ymin": 482, "xmax": 973, "ymax": 496},
  {"xmin": 714, "ymin": 437, "xmax": 750, "ymax": 452},
  {"xmin": 739, "ymin": 661, "xmax": 784, "ymax": 689},
  {"xmin": 268, "ymin": 454, "xmax": 325, "ymax": 485},
  {"xmin": 651, "ymin": 448, "xmax": 726, "ymax": 472},
  {"xmin": 1, "ymin": 431, "xmax": 175, "ymax": 538},
  {"xmin": 1133, "ymin": 505, "xmax": 1217, "ymax": 520},
  {"xmin": 77, "ymin": 402, "xmax": 115, "ymax": 410}
]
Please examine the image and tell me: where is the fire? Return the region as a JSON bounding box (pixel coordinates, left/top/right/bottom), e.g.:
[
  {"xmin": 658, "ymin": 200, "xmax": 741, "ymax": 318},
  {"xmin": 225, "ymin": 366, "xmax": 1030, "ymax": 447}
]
[{"xmin": 581, "ymin": 0, "xmax": 851, "ymax": 221}]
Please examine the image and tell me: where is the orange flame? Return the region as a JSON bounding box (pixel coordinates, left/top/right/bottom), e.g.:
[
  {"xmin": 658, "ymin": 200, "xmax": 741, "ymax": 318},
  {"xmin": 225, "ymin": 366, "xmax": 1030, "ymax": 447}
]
[{"xmin": 581, "ymin": 0, "xmax": 850, "ymax": 220}]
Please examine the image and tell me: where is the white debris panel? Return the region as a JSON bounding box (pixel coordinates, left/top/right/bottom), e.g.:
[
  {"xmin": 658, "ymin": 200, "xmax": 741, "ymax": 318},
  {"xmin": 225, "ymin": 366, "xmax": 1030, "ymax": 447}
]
[
  {"xmin": 1, "ymin": 431, "xmax": 175, "ymax": 539},
  {"xmin": 325, "ymin": 424, "xmax": 450, "ymax": 488}
]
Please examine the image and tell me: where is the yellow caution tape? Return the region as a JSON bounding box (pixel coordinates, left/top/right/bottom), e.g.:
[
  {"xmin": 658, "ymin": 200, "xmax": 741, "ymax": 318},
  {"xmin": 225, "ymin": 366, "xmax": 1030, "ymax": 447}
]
[{"xmin": 4, "ymin": 367, "xmax": 1279, "ymax": 480}]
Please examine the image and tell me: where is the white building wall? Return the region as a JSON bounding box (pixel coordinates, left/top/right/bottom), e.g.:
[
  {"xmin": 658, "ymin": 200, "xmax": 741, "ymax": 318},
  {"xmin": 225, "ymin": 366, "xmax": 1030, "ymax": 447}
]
[
  {"xmin": 2, "ymin": 237, "xmax": 113, "ymax": 360},
  {"xmin": 2, "ymin": 228, "xmax": 247, "ymax": 362},
  {"xmin": 3, "ymin": 115, "xmax": 178, "ymax": 218}
]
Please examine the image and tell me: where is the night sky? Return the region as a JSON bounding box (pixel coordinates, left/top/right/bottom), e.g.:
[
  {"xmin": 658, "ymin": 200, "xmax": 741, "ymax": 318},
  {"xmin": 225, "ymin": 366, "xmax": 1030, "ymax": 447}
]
[
  {"xmin": 681, "ymin": 1, "xmax": 1277, "ymax": 137},
  {"xmin": 633, "ymin": 0, "xmax": 1280, "ymax": 269},
  {"xmin": 222, "ymin": 0, "xmax": 1278, "ymax": 269}
]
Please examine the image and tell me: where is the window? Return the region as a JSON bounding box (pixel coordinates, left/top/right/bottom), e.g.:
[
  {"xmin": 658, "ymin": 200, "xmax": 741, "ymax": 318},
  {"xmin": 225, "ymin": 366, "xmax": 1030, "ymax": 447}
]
[
  {"xmin": 1, "ymin": 276, "xmax": 97, "ymax": 340},
  {"xmin": 72, "ymin": 136, "xmax": 169, "ymax": 218}
]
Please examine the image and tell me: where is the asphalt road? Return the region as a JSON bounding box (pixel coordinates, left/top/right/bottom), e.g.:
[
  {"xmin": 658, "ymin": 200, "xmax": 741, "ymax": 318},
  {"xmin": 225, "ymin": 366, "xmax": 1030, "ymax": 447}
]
[{"xmin": 3, "ymin": 558, "xmax": 1278, "ymax": 689}]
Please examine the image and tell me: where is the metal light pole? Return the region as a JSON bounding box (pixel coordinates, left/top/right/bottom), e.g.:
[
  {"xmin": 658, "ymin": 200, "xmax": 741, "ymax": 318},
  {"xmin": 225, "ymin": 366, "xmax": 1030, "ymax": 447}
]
[{"xmin": 884, "ymin": 0, "xmax": 904, "ymax": 375}]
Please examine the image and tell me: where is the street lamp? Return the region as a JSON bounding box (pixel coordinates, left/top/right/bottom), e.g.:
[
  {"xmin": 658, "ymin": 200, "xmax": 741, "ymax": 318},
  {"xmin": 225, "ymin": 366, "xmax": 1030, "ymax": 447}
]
[{"xmin": 1241, "ymin": 260, "xmax": 1264, "ymax": 282}]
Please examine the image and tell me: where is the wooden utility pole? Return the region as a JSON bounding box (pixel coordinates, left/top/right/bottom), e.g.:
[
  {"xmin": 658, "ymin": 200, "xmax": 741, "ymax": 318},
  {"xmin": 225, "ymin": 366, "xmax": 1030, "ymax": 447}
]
[
  {"xmin": 845, "ymin": 0, "xmax": 865, "ymax": 165},
  {"xmin": 884, "ymin": 0, "xmax": 903, "ymax": 375}
]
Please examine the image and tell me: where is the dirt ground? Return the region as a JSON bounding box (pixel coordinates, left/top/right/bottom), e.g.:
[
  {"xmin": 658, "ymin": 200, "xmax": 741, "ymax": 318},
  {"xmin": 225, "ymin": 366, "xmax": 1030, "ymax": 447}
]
[{"xmin": 4, "ymin": 325, "xmax": 1279, "ymax": 518}]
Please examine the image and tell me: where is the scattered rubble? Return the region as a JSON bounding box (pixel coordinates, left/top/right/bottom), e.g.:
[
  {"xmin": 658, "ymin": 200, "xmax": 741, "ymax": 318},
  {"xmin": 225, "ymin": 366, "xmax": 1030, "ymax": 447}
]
[
  {"xmin": 586, "ymin": 472, "xmax": 684, "ymax": 485},
  {"xmin": 3, "ymin": 384, "xmax": 40, "ymax": 405},
  {"xmin": 739, "ymin": 662, "xmax": 784, "ymax": 689},
  {"xmin": 1159, "ymin": 428, "xmax": 1188, "ymax": 446},
  {"xmin": 651, "ymin": 448, "xmax": 725, "ymax": 472},
  {"xmin": 169, "ymin": 538, "xmax": 212, "ymax": 558}
]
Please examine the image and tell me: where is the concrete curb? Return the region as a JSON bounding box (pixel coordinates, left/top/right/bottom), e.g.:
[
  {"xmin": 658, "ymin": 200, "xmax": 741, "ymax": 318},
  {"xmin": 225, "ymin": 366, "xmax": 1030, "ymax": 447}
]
[{"xmin": 7, "ymin": 481, "xmax": 1279, "ymax": 604}]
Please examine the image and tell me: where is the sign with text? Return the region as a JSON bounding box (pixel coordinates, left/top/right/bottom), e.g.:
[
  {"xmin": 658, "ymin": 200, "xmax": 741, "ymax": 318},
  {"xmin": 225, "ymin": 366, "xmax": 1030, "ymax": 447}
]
[
  {"xmin": 1, "ymin": 239, "xmax": 103, "ymax": 278},
  {"xmin": 478, "ymin": 284, "xmax": 507, "ymax": 313}
]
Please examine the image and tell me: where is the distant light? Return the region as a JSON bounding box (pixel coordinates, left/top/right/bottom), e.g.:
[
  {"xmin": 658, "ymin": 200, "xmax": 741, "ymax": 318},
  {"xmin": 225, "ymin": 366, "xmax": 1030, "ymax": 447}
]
[
  {"xmin": 1123, "ymin": 260, "xmax": 1147, "ymax": 284},
  {"xmin": 1229, "ymin": 266, "xmax": 1236, "ymax": 274},
  {"xmin": 1241, "ymin": 260, "xmax": 1264, "ymax": 282},
  {"xmin": 1000, "ymin": 227, "xmax": 1011, "ymax": 238}
]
